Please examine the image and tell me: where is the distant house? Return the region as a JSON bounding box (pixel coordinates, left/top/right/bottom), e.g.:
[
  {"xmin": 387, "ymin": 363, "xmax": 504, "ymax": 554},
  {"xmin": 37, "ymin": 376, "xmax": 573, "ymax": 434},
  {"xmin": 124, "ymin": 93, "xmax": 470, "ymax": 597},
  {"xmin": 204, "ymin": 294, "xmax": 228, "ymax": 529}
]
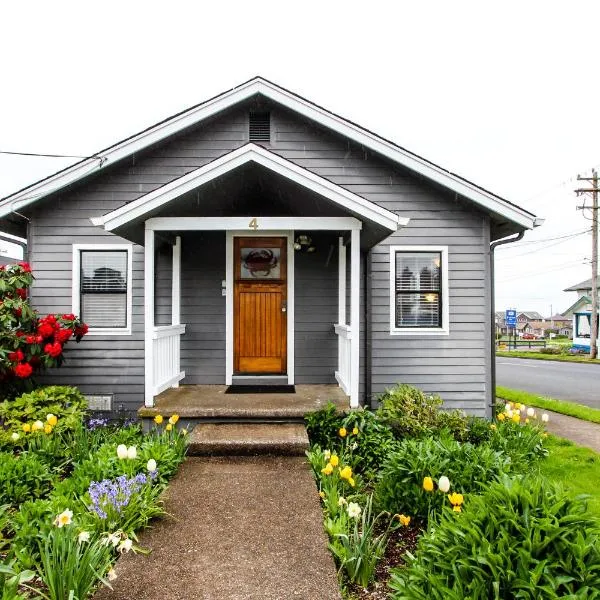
[
  {"xmin": 495, "ymin": 311, "xmax": 507, "ymax": 336},
  {"xmin": 563, "ymin": 278, "xmax": 600, "ymax": 351},
  {"xmin": 517, "ymin": 311, "xmax": 543, "ymax": 324}
]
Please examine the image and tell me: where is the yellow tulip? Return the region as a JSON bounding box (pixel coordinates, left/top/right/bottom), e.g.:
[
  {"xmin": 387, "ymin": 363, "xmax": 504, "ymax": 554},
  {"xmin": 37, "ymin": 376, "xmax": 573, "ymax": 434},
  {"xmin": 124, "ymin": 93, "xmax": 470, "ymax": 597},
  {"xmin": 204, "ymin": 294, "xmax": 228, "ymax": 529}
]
[
  {"xmin": 22, "ymin": 423, "xmax": 31, "ymax": 433},
  {"xmin": 166, "ymin": 423, "xmax": 173, "ymax": 431},
  {"xmin": 448, "ymin": 492, "xmax": 464, "ymax": 506},
  {"xmin": 339, "ymin": 427, "xmax": 347, "ymax": 438},
  {"xmin": 154, "ymin": 415, "xmax": 163, "ymax": 425},
  {"xmin": 490, "ymin": 424, "xmax": 497, "ymax": 430},
  {"xmin": 497, "ymin": 413, "xmax": 505, "ymax": 422},
  {"xmin": 46, "ymin": 414, "xmax": 58, "ymax": 426},
  {"xmin": 352, "ymin": 427, "xmax": 359, "ymax": 435},
  {"xmin": 44, "ymin": 424, "xmax": 53, "ymax": 434},
  {"xmin": 348, "ymin": 477, "xmax": 356, "ymax": 487},
  {"xmin": 329, "ymin": 455, "xmax": 339, "ymax": 467},
  {"xmin": 453, "ymin": 505, "xmax": 462, "ymax": 513},
  {"xmin": 512, "ymin": 414, "xmax": 521, "ymax": 424},
  {"xmin": 423, "ymin": 476, "xmax": 434, "ymax": 492}
]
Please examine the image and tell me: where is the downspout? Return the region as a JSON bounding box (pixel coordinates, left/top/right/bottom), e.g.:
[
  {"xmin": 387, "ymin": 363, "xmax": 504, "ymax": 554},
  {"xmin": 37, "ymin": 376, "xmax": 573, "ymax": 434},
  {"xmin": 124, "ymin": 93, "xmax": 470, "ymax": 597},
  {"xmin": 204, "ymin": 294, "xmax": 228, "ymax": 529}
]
[
  {"xmin": 489, "ymin": 231, "xmax": 525, "ymax": 415},
  {"xmin": 364, "ymin": 250, "xmax": 372, "ymax": 408}
]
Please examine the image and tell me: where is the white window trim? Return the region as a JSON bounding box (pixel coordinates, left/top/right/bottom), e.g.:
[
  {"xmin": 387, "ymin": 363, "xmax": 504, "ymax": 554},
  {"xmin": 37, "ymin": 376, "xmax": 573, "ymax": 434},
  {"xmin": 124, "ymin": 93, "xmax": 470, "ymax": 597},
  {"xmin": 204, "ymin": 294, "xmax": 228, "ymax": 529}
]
[
  {"xmin": 72, "ymin": 243, "xmax": 134, "ymax": 336},
  {"xmin": 389, "ymin": 245, "xmax": 450, "ymax": 336}
]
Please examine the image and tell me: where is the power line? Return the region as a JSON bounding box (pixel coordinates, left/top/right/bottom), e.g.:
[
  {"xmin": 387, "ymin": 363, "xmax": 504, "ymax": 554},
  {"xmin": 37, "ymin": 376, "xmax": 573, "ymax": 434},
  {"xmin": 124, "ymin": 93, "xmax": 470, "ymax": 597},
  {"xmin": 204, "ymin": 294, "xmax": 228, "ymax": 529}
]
[
  {"xmin": 502, "ymin": 228, "xmax": 589, "ymax": 247},
  {"xmin": 497, "ymin": 259, "xmax": 585, "ymax": 283},
  {"xmin": 496, "ymin": 231, "xmax": 588, "ymax": 260},
  {"xmin": 0, "ymin": 150, "xmax": 95, "ymax": 159}
]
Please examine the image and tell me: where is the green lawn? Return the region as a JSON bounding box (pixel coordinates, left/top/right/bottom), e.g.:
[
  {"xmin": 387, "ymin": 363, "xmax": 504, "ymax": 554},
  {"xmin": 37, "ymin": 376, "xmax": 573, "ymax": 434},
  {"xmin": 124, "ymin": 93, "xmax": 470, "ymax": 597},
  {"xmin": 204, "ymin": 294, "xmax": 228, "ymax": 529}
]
[
  {"xmin": 496, "ymin": 386, "xmax": 600, "ymax": 424},
  {"xmin": 539, "ymin": 435, "xmax": 600, "ymax": 517},
  {"xmin": 496, "ymin": 350, "xmax": 600, "ymax": 364}
]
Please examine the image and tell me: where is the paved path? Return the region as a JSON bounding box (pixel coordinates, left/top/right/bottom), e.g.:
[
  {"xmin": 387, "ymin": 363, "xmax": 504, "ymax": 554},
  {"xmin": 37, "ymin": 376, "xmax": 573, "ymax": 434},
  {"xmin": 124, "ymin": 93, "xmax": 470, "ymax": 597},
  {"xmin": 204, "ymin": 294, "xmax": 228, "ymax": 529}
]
[
  {"xmin": 496, "ymin": 357, "xmax": 600, "ymax": 408},
  {"xmin": 544, "ymin": 410, "xmax": 600, "ymax": 454},
  {"xmin": 95, "ymin": 457, "xmax": 340, "ymax": 600}
]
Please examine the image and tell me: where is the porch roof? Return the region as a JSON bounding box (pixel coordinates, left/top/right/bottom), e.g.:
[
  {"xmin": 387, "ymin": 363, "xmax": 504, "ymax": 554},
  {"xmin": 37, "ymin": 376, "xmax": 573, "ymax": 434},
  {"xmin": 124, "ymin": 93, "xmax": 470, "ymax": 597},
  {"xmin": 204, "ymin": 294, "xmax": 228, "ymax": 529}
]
[{"xmin": 90, "ymin": 144, "xmax": 408, "ymax": 242}]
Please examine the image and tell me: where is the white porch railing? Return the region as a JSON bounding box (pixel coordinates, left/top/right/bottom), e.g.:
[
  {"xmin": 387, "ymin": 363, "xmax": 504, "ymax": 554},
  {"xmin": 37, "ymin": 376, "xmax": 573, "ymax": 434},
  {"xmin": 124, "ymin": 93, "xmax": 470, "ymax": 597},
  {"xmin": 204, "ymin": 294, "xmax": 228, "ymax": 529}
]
[
  {"xmin": 334, "ymin": 323, "xmax": 352, "ymax": 396},
  {"xmin": 152, "ymin": 324, "xmax": 186, "ymax": 396}
]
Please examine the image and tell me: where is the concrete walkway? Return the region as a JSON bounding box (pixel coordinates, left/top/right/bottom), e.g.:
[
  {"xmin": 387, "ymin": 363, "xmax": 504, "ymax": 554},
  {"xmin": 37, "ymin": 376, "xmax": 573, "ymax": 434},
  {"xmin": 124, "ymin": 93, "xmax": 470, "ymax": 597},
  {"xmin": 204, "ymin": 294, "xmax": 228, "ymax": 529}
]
[
  {"xmin": 544, "ymin": 410, "xmax": 600, "ymax": 454},
  {"xmin": 95, "ymin": 457, "xmax": 341, "ymax": 600}
]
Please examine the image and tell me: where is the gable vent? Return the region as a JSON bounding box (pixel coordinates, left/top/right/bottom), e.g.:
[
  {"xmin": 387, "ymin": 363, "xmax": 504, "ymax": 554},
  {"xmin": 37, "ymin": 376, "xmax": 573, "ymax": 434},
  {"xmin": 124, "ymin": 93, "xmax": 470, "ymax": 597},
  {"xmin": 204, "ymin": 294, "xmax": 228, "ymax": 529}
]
[{"xmin": 249, "ymin": 112, "xmax": 271, "ymax": 142}]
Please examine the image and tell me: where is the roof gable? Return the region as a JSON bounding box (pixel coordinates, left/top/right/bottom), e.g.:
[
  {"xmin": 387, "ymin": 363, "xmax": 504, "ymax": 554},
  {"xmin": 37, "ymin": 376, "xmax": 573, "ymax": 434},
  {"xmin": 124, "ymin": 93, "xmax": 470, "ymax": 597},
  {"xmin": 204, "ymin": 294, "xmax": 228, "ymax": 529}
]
[{"xmin": 0, "ymin": 77, "xmax": 540, "ymax": 231}]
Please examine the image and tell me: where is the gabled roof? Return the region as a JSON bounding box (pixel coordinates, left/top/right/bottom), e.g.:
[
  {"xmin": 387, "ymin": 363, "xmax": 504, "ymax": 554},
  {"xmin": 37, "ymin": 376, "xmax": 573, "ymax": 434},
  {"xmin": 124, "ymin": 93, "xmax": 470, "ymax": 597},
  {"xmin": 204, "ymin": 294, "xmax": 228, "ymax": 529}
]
[
  {"xmin": 0, "ymin": 77, "xmax": 540, "ymax": 231},
  {"xmin": 562, "ymin": 295, "xmax": 592, "ymax": 317},
  {"xmin": 564, "ymin": 278, "xmax": 600, "ymax": 292},
  {"xmin": 517, "ymin": 311, "xmax": 544, "ymax": 320},
  {"xmin": 92, "ymin": 144, "xmax": 408, "ymax": 232}
]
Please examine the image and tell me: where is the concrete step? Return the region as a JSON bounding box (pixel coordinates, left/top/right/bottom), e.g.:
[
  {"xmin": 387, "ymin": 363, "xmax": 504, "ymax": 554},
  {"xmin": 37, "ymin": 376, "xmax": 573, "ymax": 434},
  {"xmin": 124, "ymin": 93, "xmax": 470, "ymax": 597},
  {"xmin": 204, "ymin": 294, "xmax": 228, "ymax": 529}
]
[{"xmin": 188, "ymin": 422, "xmax": 310, "ymax": 456}]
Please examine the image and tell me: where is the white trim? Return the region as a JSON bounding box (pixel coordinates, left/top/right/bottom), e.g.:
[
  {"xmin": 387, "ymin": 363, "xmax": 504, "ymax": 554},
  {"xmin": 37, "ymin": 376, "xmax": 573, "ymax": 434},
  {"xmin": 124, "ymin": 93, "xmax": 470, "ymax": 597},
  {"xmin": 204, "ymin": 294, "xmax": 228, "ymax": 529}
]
[
  {"xmin": 350, "ymin": 229, "xmax": 360, "ymax": 408},
  {"xmin": 171, "ymin": 236, "xmax": 181, "ymax": 326},
  {"xmin": 154, "ymin": 372, "xmax": 185, "ymax": 396},
  {"xmin": 71, "ymin": 243, "xmax": 133, "ymax": 336},
  {"xmin": 225, "ymin": 231, "xmax": 294, "ymax": 386},
  {"xmin": 152, "ymin": 324, "xmax": 186, "ymax": 339},
  {"xmin": 146, "ymin": 215, "xmax": 363, "ymax": 232},
  {"xmin": 338, "ymin": 237, "xmax": 346, "ymax": 326},
  {"xmin": 92, "ymin": 145, "xmax": 401, "ymax": 232},
  {"xmin": 389, "ymin": 245, "xmax": 450, "ymax": 336},
  {"xmin": 144, "ymin": 228, "xmax": 155, "ymax": 407},
  {"xmin": 0, "ymin": 78, "xmax": 537, "ymax": 230}
]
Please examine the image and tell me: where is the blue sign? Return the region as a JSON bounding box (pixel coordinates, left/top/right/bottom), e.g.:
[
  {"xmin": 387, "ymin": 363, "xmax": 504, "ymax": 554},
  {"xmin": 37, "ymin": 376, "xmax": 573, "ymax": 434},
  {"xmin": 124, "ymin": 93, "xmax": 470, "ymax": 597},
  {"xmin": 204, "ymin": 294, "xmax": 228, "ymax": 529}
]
[{"xmin": 505, "ymin": 309, "xmax": 517, "ymax": 327}]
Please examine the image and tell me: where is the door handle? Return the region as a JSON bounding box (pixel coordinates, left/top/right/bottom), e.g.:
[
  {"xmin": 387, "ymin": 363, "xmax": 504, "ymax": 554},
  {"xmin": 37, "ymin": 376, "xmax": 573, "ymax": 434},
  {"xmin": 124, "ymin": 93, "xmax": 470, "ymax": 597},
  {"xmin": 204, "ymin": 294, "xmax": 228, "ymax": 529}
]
[{"xmin": 282, "ymin": 300, "xmax": 287, "ymax": 313}]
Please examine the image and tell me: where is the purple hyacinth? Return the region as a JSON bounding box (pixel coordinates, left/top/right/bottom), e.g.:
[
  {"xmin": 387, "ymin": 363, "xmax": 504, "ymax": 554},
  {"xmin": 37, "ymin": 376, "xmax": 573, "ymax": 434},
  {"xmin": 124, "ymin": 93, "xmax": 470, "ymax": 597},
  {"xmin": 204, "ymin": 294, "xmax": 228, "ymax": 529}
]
[
  {"xmin": 88, "ymin": 472, "xmax": 149, "ymax": 519},
  {"xmin": 87, "ymin": 417, "xmax": 109, "ymax": 430}
]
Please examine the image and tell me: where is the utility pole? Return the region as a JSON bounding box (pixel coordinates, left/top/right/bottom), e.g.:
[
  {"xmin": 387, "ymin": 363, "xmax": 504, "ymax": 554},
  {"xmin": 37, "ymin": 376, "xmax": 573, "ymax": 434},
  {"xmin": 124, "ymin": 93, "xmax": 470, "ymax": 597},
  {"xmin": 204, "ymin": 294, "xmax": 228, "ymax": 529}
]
[{"xmin": 576, "ymin": 169, "xmax": 598, "ymax": 359}]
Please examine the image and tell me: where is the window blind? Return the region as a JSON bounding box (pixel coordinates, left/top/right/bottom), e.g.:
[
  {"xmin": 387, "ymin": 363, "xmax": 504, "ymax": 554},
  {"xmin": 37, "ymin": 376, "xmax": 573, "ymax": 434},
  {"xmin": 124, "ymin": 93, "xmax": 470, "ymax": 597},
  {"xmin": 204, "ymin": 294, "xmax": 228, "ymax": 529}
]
[
  {"xmin": 395, "ymin": 252, "xmax": 441, "ymax": 328},
  {"xmin": 80, "ymin": 250, "xmax": 128, "ymax": 328}
]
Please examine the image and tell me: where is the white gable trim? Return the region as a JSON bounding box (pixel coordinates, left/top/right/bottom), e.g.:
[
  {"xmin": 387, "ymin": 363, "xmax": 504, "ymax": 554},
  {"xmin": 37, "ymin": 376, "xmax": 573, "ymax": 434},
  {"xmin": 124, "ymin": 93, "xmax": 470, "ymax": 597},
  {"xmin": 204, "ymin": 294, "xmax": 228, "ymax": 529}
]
[
  {"xmin": 91, "ymin": 144, "xmax": 406, "ymax": 232},
  {"xmin": 0, "ymin": 78, "xmax": 538, "ymax": 230}
]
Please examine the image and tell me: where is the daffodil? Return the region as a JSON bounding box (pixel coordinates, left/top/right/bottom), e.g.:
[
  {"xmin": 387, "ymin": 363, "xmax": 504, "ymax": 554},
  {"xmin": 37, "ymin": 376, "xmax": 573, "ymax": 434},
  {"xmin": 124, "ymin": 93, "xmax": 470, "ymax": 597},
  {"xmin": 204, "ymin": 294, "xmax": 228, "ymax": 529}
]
[
  {"xmin": 46, "ymin": 413, "xmax": 58, "ymax": 426},
  {"xmin": 339, "ymin": 466, "xmax": 352, "ymax": 480},
  {"xmin": 107, "ymin": 568, "xmax": 117, "ymax": 582},
  {"xmin": 181, "ymin": 428, "xmax": 188, "ymax": 435},
  {"xmin": 438, "ymin": 476, "xmax": 450, "ymax": 493},
  {"xmin": 397, "ymin": 514, "xmax": 411, "ymax": 527},
  {"xmin": 22, "ymin": 423, "xmax": 31, "ymax": 433},
  {"xmin": 118, "ymin": 538, "xmax": 133, "ymax": 553},
  {"xmin": 329, "ymin": 455, "xmax": 339, "ymax": 467},
  {"xmin": 116, "ymin": 444, "xmax": 128, "ymax": 460},
  {"xmin": 154, "ymin": 415, "xmax": 163, "ymax": 425},
  {"xmin": 166, "ymin": 423, "xmax": 173, "ymax": 431},
  {"xmin": 338, "ymin": 496, "xmax": 348, "ymax": 506},
  {"xmin": 319, "ymin": 491, "xmax": 326, "ymax": 499},
  {"xmin": 339, "ymin": 427, "xmax": 347, "ymax": 438},
  {"xmin": 169, "ymin": 414, "xmax": 179, "ymax": 425},
  {"xmin": 78, "ymin": 531, "xmax": 91, "ymax": 543},
  {"xmin": 147, "ymin": 459, "xmax": 157, "ymax": 472},
  {"xmin": 323, "ymin": 450, "xmax": 331, "ymax": 460},
  {"xmin": 321, "ymin": 463, "xmax": 334, "ymax": 475},
  {"xmin": 103, "ymin": 532, "xmax": 120, "ymax": 547},
  {"xmin": 423, "ymin": 476, "xmax": 434, "ymax": 492},
  {"xmin": 54, "ymin": 509, "xmax": 73, "ymax": 528},
  {"xmin": 348, "ymin": 477, "xmax": 356, "ymax": 487},
  {"xmin": 347, "ymin": 502, "xmax": 361, "ymax": 519}
]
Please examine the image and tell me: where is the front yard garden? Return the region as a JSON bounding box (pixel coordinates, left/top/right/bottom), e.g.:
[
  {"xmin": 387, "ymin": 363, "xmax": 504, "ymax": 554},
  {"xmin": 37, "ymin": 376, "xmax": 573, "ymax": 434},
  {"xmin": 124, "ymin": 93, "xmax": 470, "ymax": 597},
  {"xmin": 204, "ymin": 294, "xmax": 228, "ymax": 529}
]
[
  {"xmin": 0, "ymin": 386, "xmax": 187, "ymax": 599},
  {"xmin": 305, "ymin": 385, "xmax": 600, "ymax": 598}
]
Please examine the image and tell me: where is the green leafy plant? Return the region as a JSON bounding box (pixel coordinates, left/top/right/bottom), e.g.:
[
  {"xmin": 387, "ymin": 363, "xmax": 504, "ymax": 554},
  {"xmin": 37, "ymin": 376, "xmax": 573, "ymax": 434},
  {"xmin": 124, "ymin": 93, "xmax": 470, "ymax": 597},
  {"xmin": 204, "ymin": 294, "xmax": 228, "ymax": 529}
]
[
  {"xmin": 0, "ymin": 559, "xmax": 34, "ymax": 600},
  {"xmin": 329, "ymin": 494, "xmax": 396, "ymax": 588},
  {"xmin": 374, "ymin": 435, "xmax": 512, "ymax": 520},
  {"xmin": 305, "ymin": 402, "xmax": 345, "ymax": 450},
  {"xmin": 388, "ymin": 476, "xmax": 600, "ymax": 599},
  {"xmin": 0, "ymin": 451, "xmax": 56, "ymax": 507}
]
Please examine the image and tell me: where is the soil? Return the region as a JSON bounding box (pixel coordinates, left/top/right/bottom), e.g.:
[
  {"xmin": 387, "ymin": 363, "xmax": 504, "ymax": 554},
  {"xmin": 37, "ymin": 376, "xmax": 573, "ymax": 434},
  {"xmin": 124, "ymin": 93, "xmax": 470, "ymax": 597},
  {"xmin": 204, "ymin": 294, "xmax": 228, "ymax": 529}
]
[{"xmin": 345, "ymin": 524, "xmax": 421, "ymax": 600}]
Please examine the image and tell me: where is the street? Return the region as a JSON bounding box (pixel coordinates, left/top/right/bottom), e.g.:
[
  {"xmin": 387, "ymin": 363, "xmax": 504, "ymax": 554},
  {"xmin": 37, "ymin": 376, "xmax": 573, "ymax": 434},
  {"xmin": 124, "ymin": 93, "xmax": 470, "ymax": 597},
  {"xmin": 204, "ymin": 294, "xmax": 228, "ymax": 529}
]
[{"xmin": 496, "ymin": 357, "xmax": 600, "ymax": 409}]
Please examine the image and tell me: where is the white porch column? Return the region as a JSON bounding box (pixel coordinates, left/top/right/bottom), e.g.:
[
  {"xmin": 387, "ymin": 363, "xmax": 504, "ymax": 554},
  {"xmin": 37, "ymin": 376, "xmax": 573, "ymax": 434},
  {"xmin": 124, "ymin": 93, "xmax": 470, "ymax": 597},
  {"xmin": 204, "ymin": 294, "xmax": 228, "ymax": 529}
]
[
  {"xmin": 172, "ymin": 235, "xmax": 181, "ymax": 326},
  {"xmin": 144, "ymin": 226, "xmax": 155, "ymax": 407},
  {"xmin": 338, "ymin": 236, "xmax": 346, "ymax": 325},
  {"xmin": 350, "ymin": 228, "xmax": 360, "ymax": 408}
]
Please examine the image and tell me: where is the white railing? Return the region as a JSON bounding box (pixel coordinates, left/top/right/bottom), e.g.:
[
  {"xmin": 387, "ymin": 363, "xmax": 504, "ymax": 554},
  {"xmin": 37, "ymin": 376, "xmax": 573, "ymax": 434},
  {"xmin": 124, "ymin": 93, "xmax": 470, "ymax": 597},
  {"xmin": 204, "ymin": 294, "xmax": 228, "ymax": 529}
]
[
  {"xmin": 334, "ymin": 323, "xmax": 352, "ymax": 395},
  {"xmin": 152, "ymin": 324, "xmax": 186, "ymax": 395}
]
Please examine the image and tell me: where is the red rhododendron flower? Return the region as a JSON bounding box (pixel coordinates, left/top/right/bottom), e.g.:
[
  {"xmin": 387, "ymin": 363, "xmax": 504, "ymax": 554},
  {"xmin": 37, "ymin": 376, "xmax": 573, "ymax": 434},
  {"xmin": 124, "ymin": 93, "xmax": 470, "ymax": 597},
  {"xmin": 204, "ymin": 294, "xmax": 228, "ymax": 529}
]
[
  {"xmin": 44, "ymin": 315, "xmax": 57, "ymax": 325},
  {"xmin": 8, "ymin": 350, "xmax": 25, "ymax": 362},
  {"xmin": 38, "ymin": 323, "xmax": 54, "ymax": 338},
  {"xmin": 15, "ymin": 288, "xmax": 27, "ymax": 299},
  {"xmin": 62, "ymin": 313, "xmax": 76, "ymax": 321},
  {"xmin": 29, "ymin": 356, "xmax": 41, "ymax": 367},
  {"xmin": 74, "ymin": 324, "xmax": 89, "ymax": 337},
  {"xmin": 55, "ymin": 328, "xmax": 73, "ymax": 343},
  {"xmin": 44, "ymin": 342, "xmax": 63, "ymax": 358},
  {"xmin": 15, "ymin": 330, "xmax": 24, "ymax": 337},
  {"xmin": 18, "ymin": 262, "xmax": 32, "ymax": 273},
  {"xmin": 14, "ymin": 307, "xmax": 22, "ymax": 318},
  {"xmin": 25, "ymin": 335, "xmax": 36, "ymax": 344},
  {"xmin": 14, "ymin": 362, "xmax": 33, "ymax": 378}
]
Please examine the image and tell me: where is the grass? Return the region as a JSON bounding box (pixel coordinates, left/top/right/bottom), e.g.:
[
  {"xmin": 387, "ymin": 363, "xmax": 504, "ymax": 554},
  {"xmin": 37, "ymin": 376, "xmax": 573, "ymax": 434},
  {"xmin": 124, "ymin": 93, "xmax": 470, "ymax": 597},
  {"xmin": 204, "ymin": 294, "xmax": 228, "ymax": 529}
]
[
  {"xmin": 496, "ymin": 350, "xmax": 600, "ymax": 363},
  {"xmin": 496, "ymin": 386, "xmax": 600, "ymax": 425},
  {"xmin": 538, "ymin": 435, "xmax": 600, "ymax": 517}
]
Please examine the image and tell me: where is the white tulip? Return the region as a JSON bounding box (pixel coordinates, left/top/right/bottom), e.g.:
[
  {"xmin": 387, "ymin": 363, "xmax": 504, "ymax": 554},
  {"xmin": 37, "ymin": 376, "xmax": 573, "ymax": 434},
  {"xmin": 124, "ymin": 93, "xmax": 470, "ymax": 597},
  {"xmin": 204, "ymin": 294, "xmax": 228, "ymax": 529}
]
[
  {"xmin": 541, "ymin": 413, "xmax": 549, "ymax": 423},
  {"xmin": 147, "ymin": 459, "xmax": 157, "ymax": 472},
  {"xmin": 527, "ymin": 407, "xmax": 535, "ymax": 417},
  {"xmin": 438, "ymin": 476, "xmax": 451, "ymax": 493},
  {"xmin": 347, "ymin": 502, "xmax": 362, "ymax": 519},
  {"xmin": 11, "ymin": 432, "xmax": 20, "ymax": 441},
  {"xmin": 504, "ymin": 403, "xmax": 511, "ymax": 412},
  {"xmin": 126, "ymin": 445, "xmax": 137, "ymax": 460},
  {"xmin": 116, "ymin": 444, "xmax": 128, "ymax": 460},
  {"xmin": 506, "ymin": 409, "xmax": 514, "ymax": 418},
  {"xmin": 521, "ymin": 405, "xmax": 527, "ymax": 413}
]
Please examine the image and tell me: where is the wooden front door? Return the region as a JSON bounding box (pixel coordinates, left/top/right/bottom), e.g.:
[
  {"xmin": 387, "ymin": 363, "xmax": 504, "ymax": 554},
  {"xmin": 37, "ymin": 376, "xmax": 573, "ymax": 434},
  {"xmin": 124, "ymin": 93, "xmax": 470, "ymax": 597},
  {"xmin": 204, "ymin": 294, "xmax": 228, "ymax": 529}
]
[{"xmin": 234, "ymin": 237, "xmax": 287, "ymax": 374}]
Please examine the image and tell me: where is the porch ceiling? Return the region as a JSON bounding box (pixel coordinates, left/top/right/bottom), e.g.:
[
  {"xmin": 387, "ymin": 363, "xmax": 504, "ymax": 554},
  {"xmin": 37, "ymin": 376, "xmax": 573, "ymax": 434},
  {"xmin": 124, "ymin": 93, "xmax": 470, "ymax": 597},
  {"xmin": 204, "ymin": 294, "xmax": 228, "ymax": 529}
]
[{"xmin": 91, "ymin": 144, "xmax": 406, "ymax": 247}]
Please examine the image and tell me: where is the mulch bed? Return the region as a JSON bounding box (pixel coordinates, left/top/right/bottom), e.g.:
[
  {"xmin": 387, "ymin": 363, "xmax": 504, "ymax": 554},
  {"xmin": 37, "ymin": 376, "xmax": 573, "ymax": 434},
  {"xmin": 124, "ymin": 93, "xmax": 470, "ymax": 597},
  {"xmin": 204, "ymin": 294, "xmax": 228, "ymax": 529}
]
[{"xmin": 345, "ymin": 524, "xmax": 421, "ymax": 599}]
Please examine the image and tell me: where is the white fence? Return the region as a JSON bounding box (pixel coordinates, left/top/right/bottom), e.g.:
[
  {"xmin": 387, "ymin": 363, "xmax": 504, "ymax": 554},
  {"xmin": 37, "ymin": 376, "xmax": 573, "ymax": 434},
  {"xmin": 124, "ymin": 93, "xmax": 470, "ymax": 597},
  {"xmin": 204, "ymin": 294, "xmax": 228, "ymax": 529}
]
[
  {"xmin": 152, "ymin": 324, "xmax": 186, "ymax": 395},
  {"xmin": 334, "ymin": 323, "xmax": 352, "ymax": 396}
]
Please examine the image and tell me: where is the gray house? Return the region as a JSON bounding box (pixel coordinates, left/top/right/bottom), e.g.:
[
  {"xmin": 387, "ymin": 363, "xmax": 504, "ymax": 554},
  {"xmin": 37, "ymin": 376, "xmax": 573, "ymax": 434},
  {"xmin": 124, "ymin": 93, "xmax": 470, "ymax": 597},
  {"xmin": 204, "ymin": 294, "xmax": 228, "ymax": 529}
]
[{"xmin": 0, "ymin": 78, "xmax": 540, "ymax": 417}]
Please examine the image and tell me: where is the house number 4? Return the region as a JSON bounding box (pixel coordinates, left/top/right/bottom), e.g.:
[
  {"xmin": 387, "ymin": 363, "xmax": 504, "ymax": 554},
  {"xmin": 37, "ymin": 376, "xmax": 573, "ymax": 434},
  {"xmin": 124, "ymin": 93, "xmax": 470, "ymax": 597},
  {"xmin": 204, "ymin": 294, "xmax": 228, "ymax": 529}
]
[{"xmin": 248, "ymin": 218, "xmax": 258, "ymax": 230}]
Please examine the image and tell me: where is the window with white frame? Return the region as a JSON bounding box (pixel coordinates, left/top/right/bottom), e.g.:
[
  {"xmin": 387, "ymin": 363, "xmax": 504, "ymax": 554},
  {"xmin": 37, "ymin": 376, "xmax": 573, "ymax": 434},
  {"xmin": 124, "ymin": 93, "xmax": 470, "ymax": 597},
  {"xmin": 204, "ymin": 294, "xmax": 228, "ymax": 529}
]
[
  {"xmin": 390, "ymin": 246, "xmax": 449, "ymax": 335},
  {"xmin": 72, "ymin": 244, "xmax": 133, "ymax": 334}
]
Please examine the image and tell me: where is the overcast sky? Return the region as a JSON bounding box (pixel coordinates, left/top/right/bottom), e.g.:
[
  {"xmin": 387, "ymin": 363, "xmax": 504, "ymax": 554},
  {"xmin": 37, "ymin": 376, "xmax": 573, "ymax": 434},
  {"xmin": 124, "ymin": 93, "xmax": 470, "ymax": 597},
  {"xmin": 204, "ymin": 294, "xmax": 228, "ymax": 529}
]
[{"xmin": 1, "ymin": 1, "xmax": 599, "ymax": 316}]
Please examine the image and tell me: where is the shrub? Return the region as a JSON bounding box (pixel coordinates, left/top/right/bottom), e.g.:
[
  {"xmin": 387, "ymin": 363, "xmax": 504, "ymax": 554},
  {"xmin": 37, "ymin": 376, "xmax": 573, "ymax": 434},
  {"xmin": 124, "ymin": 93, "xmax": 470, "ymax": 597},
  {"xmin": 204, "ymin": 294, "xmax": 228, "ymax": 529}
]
[
  {"xmin": 374, "ymin": 435, "xmax": 512, "ymax": 520},
  {"xmin": 376, "ymin": 384, "xmax": 468, "ymax": 440},
  {"xmin": 0, "ymin": 385, "xmax": 88, "ymax": 432},
  {"xmin": 0, "ymin": 263, "xmax": 88, "ymax": 399},
  {"xmin": 305, "ymin": 402, "xmax": 345, "ymax": 450},
  {"xmin": 488, "ymin": 420, "xmax": 547, "ymax": 471},
  {"xmin": 0, "ymin": 451, "xmax": 56, "ymax": 507},
  {"xmin": 539, "ymin": 346, "xmax": 562, "ymax": 354},
  {"xmin": 388, "ymin": 476, "xmax": 600, "ymax": 599}
]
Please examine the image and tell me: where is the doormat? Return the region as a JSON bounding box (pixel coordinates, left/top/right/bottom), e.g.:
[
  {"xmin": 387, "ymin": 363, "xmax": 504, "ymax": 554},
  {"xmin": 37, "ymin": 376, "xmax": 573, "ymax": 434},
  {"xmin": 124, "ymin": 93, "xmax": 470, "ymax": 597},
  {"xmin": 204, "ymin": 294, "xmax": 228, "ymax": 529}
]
[{"xmin": 225, "ymin": 385, "xmax": 296, "ymax": 394}]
